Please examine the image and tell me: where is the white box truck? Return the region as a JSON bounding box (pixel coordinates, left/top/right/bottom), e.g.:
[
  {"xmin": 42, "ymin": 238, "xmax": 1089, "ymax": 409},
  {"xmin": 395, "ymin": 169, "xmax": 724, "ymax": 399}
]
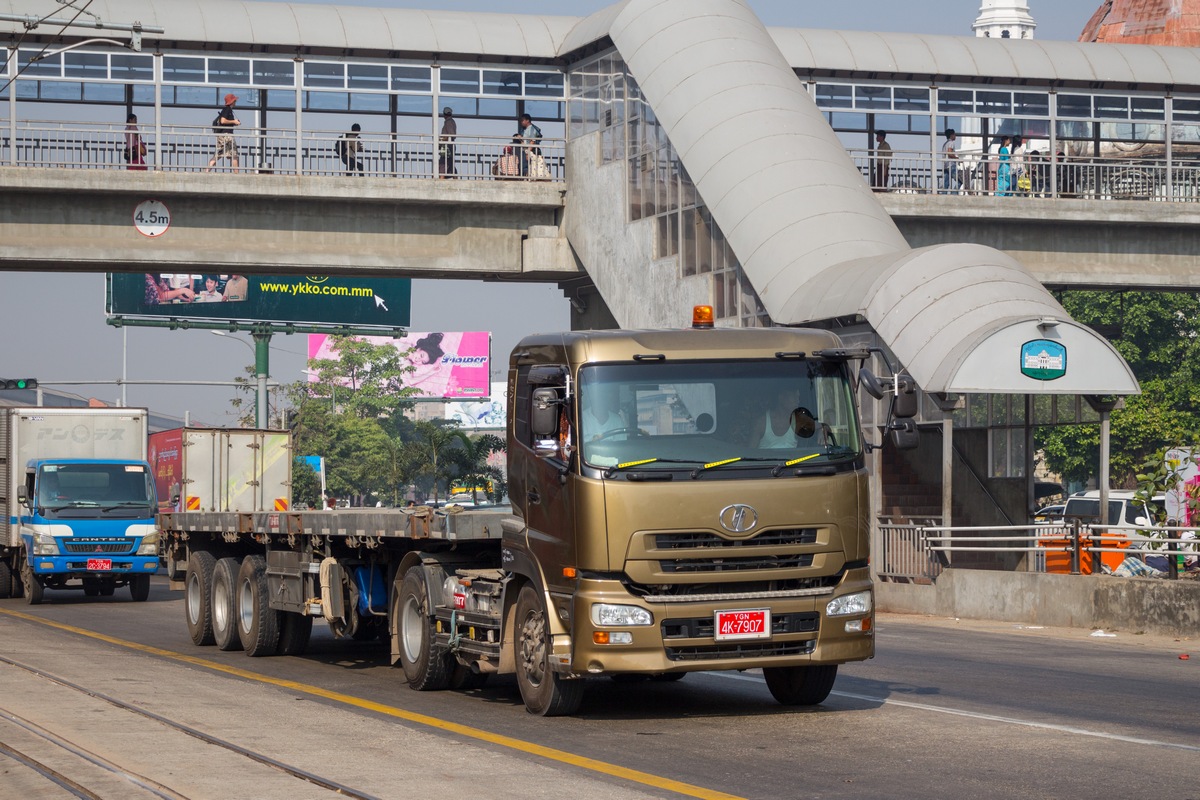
[{"xmin": 0, "ymin": 407, "xmax": 159, "ymax": 603}]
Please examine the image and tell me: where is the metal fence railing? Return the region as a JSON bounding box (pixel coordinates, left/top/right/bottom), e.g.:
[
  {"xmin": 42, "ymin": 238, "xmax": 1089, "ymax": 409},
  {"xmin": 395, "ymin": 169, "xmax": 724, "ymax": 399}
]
[
  {"xmin": 2, "ymin": 121, "xmax": 566, "ymax": 182},
  {"xmin": 879, "ymin": 519, "xmax": 1199, "ymax": 582},
  {"xmin": 849, "ymin": 148, "xmax": 1200, "ymax": 202}
]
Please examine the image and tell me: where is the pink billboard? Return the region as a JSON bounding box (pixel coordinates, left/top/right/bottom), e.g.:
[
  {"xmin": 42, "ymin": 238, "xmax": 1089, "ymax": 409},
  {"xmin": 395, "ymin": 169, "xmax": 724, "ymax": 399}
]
[{"xmin": 307, "ymin": 332, "xmax": 491, "ymax": 399}]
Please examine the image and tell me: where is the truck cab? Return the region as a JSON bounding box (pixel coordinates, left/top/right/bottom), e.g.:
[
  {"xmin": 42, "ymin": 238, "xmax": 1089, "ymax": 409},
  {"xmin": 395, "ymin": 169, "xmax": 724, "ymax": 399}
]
[{"xmin": 17, "ymin": 458, "xmax": 159, "ymax": 602}]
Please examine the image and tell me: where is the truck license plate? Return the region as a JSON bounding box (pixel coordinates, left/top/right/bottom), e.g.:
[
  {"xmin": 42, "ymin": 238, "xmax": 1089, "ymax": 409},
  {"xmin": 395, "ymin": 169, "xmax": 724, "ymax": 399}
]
[
  {"xmin": 86, "ymin": 559, "xmax": 112, "ymax": 571},
  {"xmin": 714, "ymin": 608, "xmax": 771, "ymax": 641}
]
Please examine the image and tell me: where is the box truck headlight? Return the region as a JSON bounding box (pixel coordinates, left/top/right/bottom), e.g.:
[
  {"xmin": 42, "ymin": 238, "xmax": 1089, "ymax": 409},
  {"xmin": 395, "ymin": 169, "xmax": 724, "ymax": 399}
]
[
  {"xmin": 591, "ymin": 604, "xmax": 652, "ymax": 627},
  {"xmin": 32, "ymin": 533, "xmax": 59, "ymax": 555},
  {"xmin": 136, "ymin": 533, "xmax": 159, "ymax": 556},
  {"xmin": 826, "ymin": 590, "xmax": 872, "ymax": 617}
]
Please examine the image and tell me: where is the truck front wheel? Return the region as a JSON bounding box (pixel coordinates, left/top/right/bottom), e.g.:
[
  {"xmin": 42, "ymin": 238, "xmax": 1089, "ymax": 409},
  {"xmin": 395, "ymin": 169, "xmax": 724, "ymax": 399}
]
[
  {"xmin": 211, "ymin": 557, "xmax": 244, "ymax": 652},
  {"xmin": 186, "ymin": 550, "xmax": 217, "ymax": 645},
  {"xmin": 129, "ymin": 574, "xmax": 150, "ymax": 602},
  {"xmin": 0, "ymin": 559, "xmax": 12, "ymax": 599},
  {"xmin": 763, "ymin": 664, "xmax": 838, "ymax": 706},
  {"xmin": 20, "ymin": 556, "xmax": 43, "ymax": 605},
  {"xmin": 396, "ymin": 566, "xmax": 451, "ymax": 690},
  {"xmin": 515, "ymin": 584, "xmax": 583, "ymax": 716}
]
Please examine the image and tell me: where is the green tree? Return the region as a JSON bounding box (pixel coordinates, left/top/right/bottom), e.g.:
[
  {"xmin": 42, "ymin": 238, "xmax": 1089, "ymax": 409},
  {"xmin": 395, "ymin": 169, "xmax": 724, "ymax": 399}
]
[
  {"xmin": 1038, "ymin": 291, "xmax": 1200, "ymax": 487},
  {"xmin": 449, "ymin": 432, "xmax": 506, "ymax": 503},
  {"xmin": 307, "ymin": 335, "xmax": 418, "ymax": 420},
  {"xmin": 406, "ymin": 420, "xmax": 469, "ymax": 504}
]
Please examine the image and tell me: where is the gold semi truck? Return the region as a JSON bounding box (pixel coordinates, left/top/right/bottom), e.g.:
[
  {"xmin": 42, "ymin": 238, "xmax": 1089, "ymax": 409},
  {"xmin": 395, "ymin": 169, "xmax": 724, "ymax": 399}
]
[{"xmin": 164, "ymin": 308, "xmax": 911, "ymax": 715}]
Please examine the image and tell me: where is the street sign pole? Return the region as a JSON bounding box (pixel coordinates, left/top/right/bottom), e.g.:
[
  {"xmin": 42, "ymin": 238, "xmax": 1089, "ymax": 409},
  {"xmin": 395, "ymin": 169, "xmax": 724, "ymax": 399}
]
[{"xmin": 254, "ymin": 330, "xmax": 270, "ymax": 428}]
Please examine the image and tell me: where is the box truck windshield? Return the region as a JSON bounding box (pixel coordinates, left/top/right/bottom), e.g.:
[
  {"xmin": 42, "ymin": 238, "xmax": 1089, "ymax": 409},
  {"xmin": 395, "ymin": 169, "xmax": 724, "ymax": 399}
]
[{"xmin": 35, "ymin": 463, "xmax": 155, "ymax": 517}]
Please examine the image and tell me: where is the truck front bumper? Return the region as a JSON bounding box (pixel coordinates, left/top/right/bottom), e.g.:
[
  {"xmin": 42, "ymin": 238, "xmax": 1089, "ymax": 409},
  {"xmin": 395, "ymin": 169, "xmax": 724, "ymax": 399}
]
[
  {"xmin": 29, "ymin": 555, "xmax": 160, "ymax": 576},
  {"xmin": 567, "ymin": 568, "xmax": 873, "ymax": 676}
]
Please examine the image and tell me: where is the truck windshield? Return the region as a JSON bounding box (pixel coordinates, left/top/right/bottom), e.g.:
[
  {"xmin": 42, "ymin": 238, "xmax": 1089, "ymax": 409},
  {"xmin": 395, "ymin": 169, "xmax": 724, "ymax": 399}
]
[
  {"xmin": 578, "ymin": 359, "xmax": 861, "ymax": 471},
  {"xmin": 36, "ymin": 464, "xmax": 155, "ymax": 516}
]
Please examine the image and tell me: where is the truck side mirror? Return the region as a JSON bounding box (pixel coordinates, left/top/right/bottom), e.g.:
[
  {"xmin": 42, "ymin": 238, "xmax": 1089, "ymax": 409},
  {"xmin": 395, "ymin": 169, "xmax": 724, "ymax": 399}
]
[
  {"xmin": 890, "ymin": 419, "xmax": 920, "ymax": 450},
  {"xmin": 893, "ymin": 372, "xmax": 918, "ymax": 419},
  {"xmin": 530, "ymin": 387, "xmax": 560, "ymax": 437},
  {"xmin": 17, "ymin": 486, "xmax": 28, "ymax": 506}
]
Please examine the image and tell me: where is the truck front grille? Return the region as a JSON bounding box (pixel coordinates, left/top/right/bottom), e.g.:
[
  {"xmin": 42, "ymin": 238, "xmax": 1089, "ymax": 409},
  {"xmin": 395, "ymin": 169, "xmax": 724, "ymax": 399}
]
[
  {"xmin": 63, "ymin": 541, "xmax": 133, "ymax": 554},
  {"xmin": 665, "ymin": 639, "xmax": 816, "ymax": 662},
  {"xmin": 655, "ymin": 528, "xmax": 818, "ymax": 549},
  {"xmin": 660, "ymin": 553, "xmax": 814, "ymax": 573}
]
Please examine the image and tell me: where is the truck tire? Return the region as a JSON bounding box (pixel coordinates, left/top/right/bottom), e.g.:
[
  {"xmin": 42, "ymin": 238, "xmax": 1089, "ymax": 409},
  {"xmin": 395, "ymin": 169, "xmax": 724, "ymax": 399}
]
[
  {"xmin": 763, "ymin": 665, "xmax": 838, "ymax": 706},
  {"xmin": 515, "ymin": 583, "xmax": 583, "ymax": 716},
  {"xmin": 98, "ymin": 579, "xmax": 116, "ymax": 597},
  {"xmin": 83, "ymin": 578, "xmax": 100, "ymax": 597},
  {"xmin": 186, "ymin": 550, "xmax": 217, "ymax": 646},
  {"xmin": 237, "ymin": 555, "xmax": 280, "ymax": 656},
  {"xmin": 20, "ymin": 557, "xmax": 43, "ymax": 606},
  {"xmin": 129, "ymin": 573, "xmax": 150, "ymax": 602},
  {"xmin": 0, "ymin": 560, "xmax": 12, "ymax": 599},
  {"xmin": 277, "ymin": 612, "xmax": 313, "ymax": 656},
  {"xmin": 396, "ymin": 566, "xmax": 452, "ymax": 690},
  {"xmin": 211, "ymin": 557, "xmax": 243, "ymax": 652}
]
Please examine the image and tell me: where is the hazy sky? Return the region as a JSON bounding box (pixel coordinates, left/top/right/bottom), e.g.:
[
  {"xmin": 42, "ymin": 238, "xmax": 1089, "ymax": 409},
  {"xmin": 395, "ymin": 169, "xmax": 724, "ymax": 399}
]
[{"xmin": 0, "ymin": 0, "xmax": 1102, "ymax": 425}]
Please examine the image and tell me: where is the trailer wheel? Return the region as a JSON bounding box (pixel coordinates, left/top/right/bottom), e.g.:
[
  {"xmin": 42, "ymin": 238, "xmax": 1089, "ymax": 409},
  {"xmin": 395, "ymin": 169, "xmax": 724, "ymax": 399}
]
[
  {"xmin": 185, "ymin": 550, "xmax": 217, "ymax": 646},
  {"xmin": 237, "ymin": 555, "xmax": 280, "ymax": 656},
  {"xmin": 129, "ymin": 574, "xmax": 150, "ymax": 602},
  {"xmin": 515, "ymin": 584, "xmax": 583, "ymax": 716},
  {"xmin": 763, "ymin": 665, "xmax": 838, "ymax": 706},
  {"xmin": 211, "ymin": 557, "xmax": 243, "ymax": 652},
  {"xmin": 0, "ymin": 560, "xmax": 12, "ymax": 599},
  {"xmin": 20, "ymin": 556, "xmax": 43, "ymax": 606},
  {"xmin": 277, "ymin": 612, "xmax": 313, "ymax": 656},
  {"xmin": 396, "ymin": 566, "xmax": 451, "ymax": 690}
]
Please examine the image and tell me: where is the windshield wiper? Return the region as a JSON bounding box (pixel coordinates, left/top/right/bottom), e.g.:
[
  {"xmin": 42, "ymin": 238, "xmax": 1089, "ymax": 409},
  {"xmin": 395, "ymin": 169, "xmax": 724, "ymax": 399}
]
[
  {"xmin": 603, "ymin": 458, "xmax": 701, "ymax": 478},
  {"xmin": 102, "ymin": 502, "xmax": 153, "ymax": 513}
]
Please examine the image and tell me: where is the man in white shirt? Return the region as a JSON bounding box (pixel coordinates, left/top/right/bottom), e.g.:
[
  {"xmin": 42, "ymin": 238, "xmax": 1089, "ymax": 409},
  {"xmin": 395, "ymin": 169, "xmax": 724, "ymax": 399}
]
[{"xmin": 941, "ymin": 129, "xmax": 959, "ymax": 194}]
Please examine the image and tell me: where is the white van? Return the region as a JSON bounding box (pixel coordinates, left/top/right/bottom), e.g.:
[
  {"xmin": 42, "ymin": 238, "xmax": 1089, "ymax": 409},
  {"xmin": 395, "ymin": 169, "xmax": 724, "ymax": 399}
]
[{"xmin": 1063, "ymin": 490, "xmax": 1158, "ymax": 528}]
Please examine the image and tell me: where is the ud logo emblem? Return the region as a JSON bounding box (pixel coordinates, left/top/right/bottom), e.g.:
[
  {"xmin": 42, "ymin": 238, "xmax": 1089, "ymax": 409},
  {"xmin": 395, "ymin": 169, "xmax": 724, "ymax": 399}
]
[{"xmin": 719, "ymin": 504, "xmax": 758, "ymax": 533}]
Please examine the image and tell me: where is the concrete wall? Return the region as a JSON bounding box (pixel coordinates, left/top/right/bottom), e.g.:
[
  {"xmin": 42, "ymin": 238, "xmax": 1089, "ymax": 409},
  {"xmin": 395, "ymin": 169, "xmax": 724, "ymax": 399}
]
[{"xmin": 877, "ymin": 569, "xmax": 1200, "ymax": 637}]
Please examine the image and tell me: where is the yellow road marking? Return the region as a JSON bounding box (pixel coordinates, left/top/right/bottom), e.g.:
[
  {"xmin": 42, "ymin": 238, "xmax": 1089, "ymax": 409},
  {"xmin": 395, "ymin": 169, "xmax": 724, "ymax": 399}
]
[{"xmin": 0, "ymin": 607, "xmax": 745, "ymax": 800}]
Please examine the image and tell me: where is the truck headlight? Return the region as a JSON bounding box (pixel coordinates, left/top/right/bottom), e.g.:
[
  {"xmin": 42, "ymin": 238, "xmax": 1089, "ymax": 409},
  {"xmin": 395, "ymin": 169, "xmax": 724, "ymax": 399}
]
[
  {"xmin": 591, "ymin": 603, "xmax": 653, "ymax": 627},
  {"xmin": 136, "ymin": 533, "xmax": 159, "ymax": 556},
  {"xmin": 32, "ymin": 533, "xmax": 59, "ymax": 555},
  {"xmin": 826, "ymin": 590, "xmax": 873, "ymax": 617}
]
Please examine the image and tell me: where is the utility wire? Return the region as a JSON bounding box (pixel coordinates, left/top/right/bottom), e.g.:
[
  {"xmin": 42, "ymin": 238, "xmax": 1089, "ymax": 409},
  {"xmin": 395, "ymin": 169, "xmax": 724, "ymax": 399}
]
[{"xmin": 0, "ymin": 0, "xmax": 95, "ymax": 96}]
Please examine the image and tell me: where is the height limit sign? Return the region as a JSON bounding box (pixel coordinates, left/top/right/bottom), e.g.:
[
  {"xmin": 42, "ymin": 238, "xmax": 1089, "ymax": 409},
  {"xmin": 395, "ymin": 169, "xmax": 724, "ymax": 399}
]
[{"xmin": 133, "ymin": 199, "xmax": 171, "ymax": 238}]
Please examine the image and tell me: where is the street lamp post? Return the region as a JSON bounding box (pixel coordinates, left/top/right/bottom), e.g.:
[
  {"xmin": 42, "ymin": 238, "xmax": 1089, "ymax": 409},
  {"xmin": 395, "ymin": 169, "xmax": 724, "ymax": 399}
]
[{"xmin": 211, "ymin": 330, "xmax": 270, "ymax": 428}]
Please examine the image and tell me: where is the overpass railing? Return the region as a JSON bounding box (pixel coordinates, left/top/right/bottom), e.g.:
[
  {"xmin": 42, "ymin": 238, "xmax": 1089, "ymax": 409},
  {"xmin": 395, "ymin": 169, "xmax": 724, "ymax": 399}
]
[
  {"xmin": 1, "ymin": 121, "xmax": 566, "ymax": 182},
  {"xmin": 878, "ymin": 520, "xmax": 1199, "ymax": 582},
  {"xmin": 850, "ymin": 148, "xmax": 1200, "ymax": 202}
]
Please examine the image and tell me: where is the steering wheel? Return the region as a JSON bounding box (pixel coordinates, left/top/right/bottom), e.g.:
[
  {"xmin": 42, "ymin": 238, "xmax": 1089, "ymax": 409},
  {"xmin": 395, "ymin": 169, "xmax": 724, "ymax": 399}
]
[{"xmin": 593, "ymin": 426, "xmax": 648, "ymax": 442}]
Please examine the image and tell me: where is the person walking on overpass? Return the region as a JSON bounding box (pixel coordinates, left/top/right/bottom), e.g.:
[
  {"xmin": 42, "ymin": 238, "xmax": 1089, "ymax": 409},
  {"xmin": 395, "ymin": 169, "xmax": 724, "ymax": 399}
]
[
  {"xmin": 515, "ymin": 113, "xmax": 543, "ymax": 178},
  {"xmin": 438, "ymin": 107, "xmax": 457, "ymax": 178},
  {"xmin": 124, "ymin": 113, "xmax": 147, "ymax": 171},
  {"xmin": 337, "ymin": 123, "xmax": 364, "ymax": 175},
  {"xmin": 207, "ymin": 93, "xmax": 241, "ymax": 172},
  {"xmin": 871, "ymin": 129, "xmax": 892, "ymax": 191}
]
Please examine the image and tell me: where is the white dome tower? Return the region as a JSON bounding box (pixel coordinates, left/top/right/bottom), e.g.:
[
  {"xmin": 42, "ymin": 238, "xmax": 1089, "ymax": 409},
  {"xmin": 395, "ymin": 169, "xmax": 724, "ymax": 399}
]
[{"xmin": 972, "ymin": 0, "xmax": 1037, "ymax": 39}]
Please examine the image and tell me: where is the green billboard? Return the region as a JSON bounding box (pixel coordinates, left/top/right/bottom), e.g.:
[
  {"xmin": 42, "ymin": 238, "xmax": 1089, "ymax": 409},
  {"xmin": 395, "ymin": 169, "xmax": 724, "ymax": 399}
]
[{"xmin": 107, "ymin": 273, "xmax": 410, "ymax": 327}]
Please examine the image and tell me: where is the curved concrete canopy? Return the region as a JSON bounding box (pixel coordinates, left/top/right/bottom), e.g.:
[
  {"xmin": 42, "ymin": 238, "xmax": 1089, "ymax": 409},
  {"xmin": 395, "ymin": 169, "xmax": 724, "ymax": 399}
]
[{"xmin": 608, "ymin": 0, "xmax": 1138, "ymax": 396}]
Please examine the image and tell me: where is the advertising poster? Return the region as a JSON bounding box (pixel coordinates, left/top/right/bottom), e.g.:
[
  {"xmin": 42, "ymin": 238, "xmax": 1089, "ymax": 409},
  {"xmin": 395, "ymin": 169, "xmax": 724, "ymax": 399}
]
[
  {"xmin": 147, "ymin": 427, "xmax": 183, "ymax": 512},
  {"xmin": 308, "ymin": 332, "xmax": 490, "ymax": 399},
  {"xmin": 444, "ymin": 381, "xmax": 507, "ymax": 429},
  {"xmin": 107, "ymin": 273, "xmax": 410, "ymax": 327}
]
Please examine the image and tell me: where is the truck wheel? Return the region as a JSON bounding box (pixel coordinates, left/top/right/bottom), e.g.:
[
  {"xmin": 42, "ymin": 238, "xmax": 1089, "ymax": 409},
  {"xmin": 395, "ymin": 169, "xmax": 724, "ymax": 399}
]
[
  {"xmin": 515, "ymin": 584, "xmax": 583, "ymax": 716},
  {"xmin": 186, "ymin": 550, "xmax": 217, "ymax": 646},
  {"xmin": 277, "ymin": 612, "xmax": 313, "ymax": 656},
  {"xmin": 83, "ymin": 578, "xmax": 100, "ymax": 597},
  {"xmin": 763, "ymin": 665, "xmax": 838, "ymax": 706},
  {"xmin": 129, "ymin": 574, "xmax": 150, "ymax": 602},
  {"xmin": 396, "ymin": 566, "xmax": 451, "ymax": 690},
  {"xmin": 98, "ymin": 579, "xmax": 116, "ymax": 597},
  {"xmin": 237, "ymin": 555, "xmax": 280, "ymax": 656},
  {"xmin": 20, "ymin": 558, "xmax": 43, "ymax": 606},
  {"xmin": 450, "ymin": 663, "xmax": 490, "ymax": 690},
  {"xmin": 0, "ymin": 560, "xmax": 12, "ymax": 599},
  {"xmin": 211, "ymin": 557, "xmax": 243, "ymax": 652}
]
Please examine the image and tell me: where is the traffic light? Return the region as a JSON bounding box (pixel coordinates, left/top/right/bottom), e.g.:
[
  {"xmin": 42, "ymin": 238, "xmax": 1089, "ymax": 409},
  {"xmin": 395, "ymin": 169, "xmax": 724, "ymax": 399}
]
[{"xmin": 1, "ymin": 379, "xmax": 37, "ymax": 390}]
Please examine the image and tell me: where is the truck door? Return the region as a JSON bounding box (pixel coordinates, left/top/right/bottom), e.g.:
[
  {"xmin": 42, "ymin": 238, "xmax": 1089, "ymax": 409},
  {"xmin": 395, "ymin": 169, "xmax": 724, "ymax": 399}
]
[{"xmin": 513, "ymin": 365, "xmax": 576, "ymax": 591}]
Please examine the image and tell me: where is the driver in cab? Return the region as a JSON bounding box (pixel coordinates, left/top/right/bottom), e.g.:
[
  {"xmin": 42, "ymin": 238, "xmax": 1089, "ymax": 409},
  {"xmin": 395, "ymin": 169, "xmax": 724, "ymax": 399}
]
[
  {"xmin": 583, "ymin": 384, "xmax": 627, "ymax": 442},
  {"xmin": 751, "ymin": 388, "xmax": 819, "ymax": 449}
]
